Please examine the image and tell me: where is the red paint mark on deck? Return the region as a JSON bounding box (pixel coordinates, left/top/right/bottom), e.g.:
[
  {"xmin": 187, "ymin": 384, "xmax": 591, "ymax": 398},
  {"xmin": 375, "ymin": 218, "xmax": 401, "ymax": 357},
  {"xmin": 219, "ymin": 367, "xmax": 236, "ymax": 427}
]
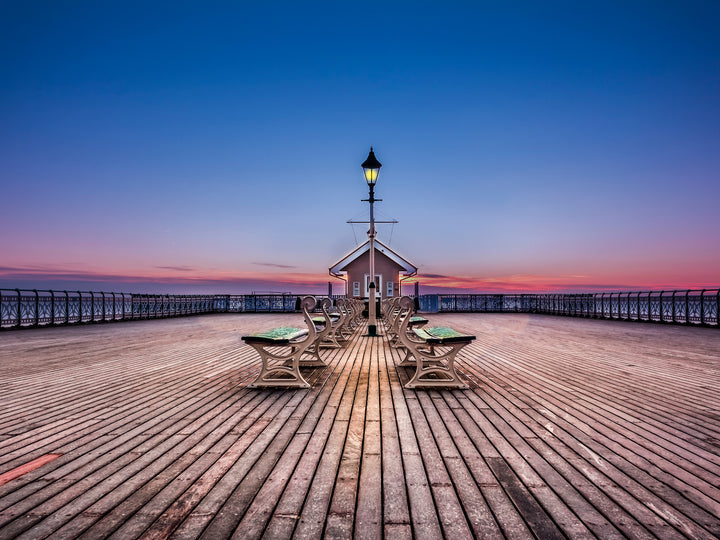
[{"xmin": 0, "ymin": 453, "xmax": 63, "ymax": 486}]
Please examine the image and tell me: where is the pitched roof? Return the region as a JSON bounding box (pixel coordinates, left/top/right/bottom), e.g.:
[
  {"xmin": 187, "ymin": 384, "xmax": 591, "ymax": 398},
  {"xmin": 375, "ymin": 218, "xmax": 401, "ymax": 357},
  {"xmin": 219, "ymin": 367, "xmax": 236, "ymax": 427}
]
[{"xmin": 329, "ymin": 239, "xmax": 418, "ymax": 278}]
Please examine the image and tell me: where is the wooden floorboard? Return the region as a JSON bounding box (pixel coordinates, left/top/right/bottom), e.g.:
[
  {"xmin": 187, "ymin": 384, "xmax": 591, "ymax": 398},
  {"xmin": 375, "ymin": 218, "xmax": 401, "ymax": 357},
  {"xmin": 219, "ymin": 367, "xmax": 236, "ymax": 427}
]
[{"xmin": 0, "ymin": 313, "xmax": 719, "ymax": 539}]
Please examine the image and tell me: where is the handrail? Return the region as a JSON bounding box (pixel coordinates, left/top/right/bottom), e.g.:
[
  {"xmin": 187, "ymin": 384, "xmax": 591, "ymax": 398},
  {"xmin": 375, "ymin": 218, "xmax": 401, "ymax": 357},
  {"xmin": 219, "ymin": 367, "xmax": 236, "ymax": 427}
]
[
  {"xmin": 422, "ymin": 289, "xmax": 719, "ymax": 326},
  {"xmin": 0, "ymin": 289, "xmax": 344, "ymax": 329},
  {"xmin": 1, "ymin": 288, "xmax": 717, "ymax": 329}
]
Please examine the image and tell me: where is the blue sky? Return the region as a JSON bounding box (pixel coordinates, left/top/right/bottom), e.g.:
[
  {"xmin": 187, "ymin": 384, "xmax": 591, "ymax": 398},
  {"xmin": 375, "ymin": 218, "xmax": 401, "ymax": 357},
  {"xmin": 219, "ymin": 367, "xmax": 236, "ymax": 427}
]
[{"xmin": 1, "ymin": 1, "xmax": 719, "ymax": 293}]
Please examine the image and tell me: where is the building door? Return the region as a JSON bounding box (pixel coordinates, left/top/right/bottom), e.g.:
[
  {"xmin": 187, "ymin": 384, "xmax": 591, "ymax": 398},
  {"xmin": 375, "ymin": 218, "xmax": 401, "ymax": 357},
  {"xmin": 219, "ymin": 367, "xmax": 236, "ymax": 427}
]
[{"xmin": 363, "ymin": 274, "xmax": 382, "ymax": 298}]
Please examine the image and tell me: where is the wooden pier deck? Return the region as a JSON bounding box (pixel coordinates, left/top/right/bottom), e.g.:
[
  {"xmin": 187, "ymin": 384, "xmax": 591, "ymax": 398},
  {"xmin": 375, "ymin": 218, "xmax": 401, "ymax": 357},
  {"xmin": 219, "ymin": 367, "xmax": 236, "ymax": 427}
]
[{"xmin": 0, "ymin": 313, "xmax": 719, "ymax": 539}]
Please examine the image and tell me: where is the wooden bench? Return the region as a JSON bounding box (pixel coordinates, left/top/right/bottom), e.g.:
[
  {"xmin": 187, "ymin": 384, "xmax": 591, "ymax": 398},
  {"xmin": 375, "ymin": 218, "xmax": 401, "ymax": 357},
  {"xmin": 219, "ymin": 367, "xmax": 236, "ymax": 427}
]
[
  {"xmin": 311, "ymin": 298, "xmax": 348, "ymax": 348},
  {"xmin": 306, "ymin": 297, "xmax": 341, "ymax": 359},
  {"xmin": 383, "ymin": 296, "xmax": 428, "ymax": 352},
  {"xmin": 395, "ymin": 296, "xmax": 473, "ymax": 389},
  {"xmin": 242, "ymin": 296, "xmax": 318, "ymax": 388}
]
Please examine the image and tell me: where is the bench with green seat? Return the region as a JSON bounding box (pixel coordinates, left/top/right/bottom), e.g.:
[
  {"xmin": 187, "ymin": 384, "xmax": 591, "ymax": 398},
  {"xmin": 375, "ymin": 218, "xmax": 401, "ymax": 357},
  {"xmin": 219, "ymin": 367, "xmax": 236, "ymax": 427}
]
[
  {"xmin": 395, "ymin": 296, "xmax": 474, "ymax": 389},
  {"xmin": 242, "ymin": 296, "xmax": 318, "ymax": 388},
  {"xmin": 383, "ymin": 296, "xmax": 429, "ymax": 364},
  {"xmin": 302, "ymin": 297, "xmax": 336, "ymax": 365}
]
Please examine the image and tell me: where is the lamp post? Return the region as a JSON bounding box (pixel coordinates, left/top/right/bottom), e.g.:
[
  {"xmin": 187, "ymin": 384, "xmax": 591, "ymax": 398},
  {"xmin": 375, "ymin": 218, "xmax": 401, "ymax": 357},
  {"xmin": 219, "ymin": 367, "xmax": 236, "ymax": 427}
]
[{"xmin": 361, "ymin": 147, "xmax": 382, "ymax": 337}]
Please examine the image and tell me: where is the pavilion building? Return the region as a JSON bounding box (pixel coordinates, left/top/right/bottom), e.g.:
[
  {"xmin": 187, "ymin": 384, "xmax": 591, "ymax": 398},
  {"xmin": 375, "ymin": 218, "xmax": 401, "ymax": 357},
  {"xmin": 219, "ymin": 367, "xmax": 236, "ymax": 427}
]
[{"xmin": 329, "ymin": 239, "xmax": 418, "ymax": 299}]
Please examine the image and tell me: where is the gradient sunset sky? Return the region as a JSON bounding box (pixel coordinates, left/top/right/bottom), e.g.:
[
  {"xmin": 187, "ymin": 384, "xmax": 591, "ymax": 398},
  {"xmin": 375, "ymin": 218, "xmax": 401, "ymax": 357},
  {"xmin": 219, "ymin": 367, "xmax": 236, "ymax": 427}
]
[{"xmin": 2, "ymin": 1, "xmax": 718, "ymax": 294}]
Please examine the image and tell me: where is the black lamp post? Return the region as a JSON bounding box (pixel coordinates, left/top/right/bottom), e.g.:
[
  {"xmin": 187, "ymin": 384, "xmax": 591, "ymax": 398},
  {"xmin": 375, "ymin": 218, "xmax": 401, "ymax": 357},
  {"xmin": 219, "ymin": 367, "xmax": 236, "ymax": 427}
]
[{"xmin": 361, "ymin": 147, "xmax": 382, "ymax": 336}]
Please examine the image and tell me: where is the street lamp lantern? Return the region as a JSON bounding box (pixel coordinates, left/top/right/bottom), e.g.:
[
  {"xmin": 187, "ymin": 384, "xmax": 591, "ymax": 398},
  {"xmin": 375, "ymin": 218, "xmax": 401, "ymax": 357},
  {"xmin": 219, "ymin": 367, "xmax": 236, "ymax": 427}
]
[
  {"xmin": 361, "ymin": 147, "xmax": 382, "ymax": 185},
  {"xmin": 361, "ymin": 146, "xmax": 382, "ymax": 337}
]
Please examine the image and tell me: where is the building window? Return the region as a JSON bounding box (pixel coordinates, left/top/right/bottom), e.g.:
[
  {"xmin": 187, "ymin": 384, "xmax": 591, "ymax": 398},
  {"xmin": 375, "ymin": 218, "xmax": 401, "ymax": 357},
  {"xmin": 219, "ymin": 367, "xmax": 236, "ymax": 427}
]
[
  {"xmin": 353, "ymin": 282, "xmax": 360, "ymax": 297},
  {"xmin": 386, "ymin": 281, "xmax": 393, "ymax": 297}
]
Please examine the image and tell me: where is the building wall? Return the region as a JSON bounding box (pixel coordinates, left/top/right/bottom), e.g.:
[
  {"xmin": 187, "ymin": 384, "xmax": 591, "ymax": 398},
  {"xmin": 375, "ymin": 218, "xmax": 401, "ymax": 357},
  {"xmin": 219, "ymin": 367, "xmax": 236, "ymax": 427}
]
[{"xmin": 344, "ymin": 250, "xmax": 403, "ymax": 299}]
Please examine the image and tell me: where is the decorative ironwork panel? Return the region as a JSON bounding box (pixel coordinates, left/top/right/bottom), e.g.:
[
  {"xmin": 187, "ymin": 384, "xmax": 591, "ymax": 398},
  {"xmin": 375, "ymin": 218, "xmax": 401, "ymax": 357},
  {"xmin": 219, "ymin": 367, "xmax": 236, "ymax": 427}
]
[
  {"xmin": 92, "ymin": 295, "xmax": 103, "ymax": 322},
  {"xmin": 439, "ymin": 295, "xmax": 458, "ymax": 312},
  {"xmin": 52, "ymin": 293, "xmax": 67, "ymax": 323},
  {"xmin": 687, "ymin": 294, "xmax": 702, "ymax": 323},
  {"xmin": 648, "ymin": 293, "xmax": 661, "ymax": 322},
  {"xmin": 223, "ymin": 296, "xmax": 243, "ymax": 312},
  {"xmin": 0, "ymin": 291, "xmax": 20, "ymax": 327},
  {"xmin": 625, "ymin": 294, "xmax": 636, "ymax": 320},
  {"xmin": 37, "ymin": 293, "xmax": 53, "ymax": 324},
  {"xmin": 703, "ymin": 292, "xmax": 718, "ymax": 325},
  {"xmin": 18, "ymin": 293, "xmax": 37, "ymax": 325},
  {"xmin": 617, "ymin": 294, "xmax": 628, "ymax": 319}
]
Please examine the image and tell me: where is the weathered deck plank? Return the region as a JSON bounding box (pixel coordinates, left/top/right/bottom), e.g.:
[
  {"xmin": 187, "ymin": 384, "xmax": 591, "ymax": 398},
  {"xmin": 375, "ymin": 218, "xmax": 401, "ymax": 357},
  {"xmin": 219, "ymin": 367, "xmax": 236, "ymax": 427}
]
[{"xmin": 0, "ymin": 313, "xmax": 719, "ymax": 538}]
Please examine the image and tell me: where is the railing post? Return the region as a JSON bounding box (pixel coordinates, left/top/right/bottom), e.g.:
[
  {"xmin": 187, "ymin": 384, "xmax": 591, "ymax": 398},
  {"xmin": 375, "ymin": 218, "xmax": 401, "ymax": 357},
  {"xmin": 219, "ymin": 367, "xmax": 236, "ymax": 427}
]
[
  {"xmin": 64, "ymin": 291, "xmax": 69, "ymax": 324},
  {"xmin": 671, "ymin": 290, "xmax": 676, "ymax": 323},
  {"xmin": 50, "ymin": 290, "xmax": 55, "ymax": 325},
  {"xmin": 16, "ymin": 289, "xmax": 21, "ymax": 328},
  {"xmin": 685, "ymin": 290, "xmax": 690, "ymax": 324},
  {"xmin": 626, "ymin": 292, "xmax": 630, "ymax": 320},
  {"xmin": 33, "ymin": 289, "xmax": 39, "ymax": 326},
  {"xmin": 637, "ymin": 292, "xmax": 641, "ymax": 322},
  {"xmin": 700, "ymin": 289, "xmax": 706, "ymax": 325},
  {"xmin": 659, "ymin": 291, "xmax": 664, "ymax": 323}
]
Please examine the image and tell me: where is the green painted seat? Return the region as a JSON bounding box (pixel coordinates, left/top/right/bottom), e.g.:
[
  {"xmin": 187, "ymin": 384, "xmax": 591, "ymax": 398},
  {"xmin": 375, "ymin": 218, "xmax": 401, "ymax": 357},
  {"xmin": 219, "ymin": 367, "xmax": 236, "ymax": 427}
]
[
  {"xmin": 311, "ymin": 315, "xmax": 339, "ymax": 326},
  {"xmin": 242, "ymin": 326, "xmax": 308, "ymax": 344},
  {"xmin": 413, "ymin": 326, "xmax": 475, "ymax": 344}
]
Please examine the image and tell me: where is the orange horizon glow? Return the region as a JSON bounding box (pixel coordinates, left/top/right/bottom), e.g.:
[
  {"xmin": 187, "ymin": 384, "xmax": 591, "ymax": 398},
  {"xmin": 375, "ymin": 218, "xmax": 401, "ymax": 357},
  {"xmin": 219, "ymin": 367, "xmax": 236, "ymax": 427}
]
[{"xmin": 1, "ymin": 264, "xmax": 717, "ymax": 294}]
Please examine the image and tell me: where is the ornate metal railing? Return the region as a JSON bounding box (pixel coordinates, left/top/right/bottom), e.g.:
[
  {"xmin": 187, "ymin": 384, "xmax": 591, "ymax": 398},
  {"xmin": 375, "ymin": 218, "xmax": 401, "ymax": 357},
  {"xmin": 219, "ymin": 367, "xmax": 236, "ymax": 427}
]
[
  {"xmin": 418, "ymin": 289, "xmax": 720, "ymax": 326},
  {"xmin": 2, "ymin": 288, "xmax": 717, "ymax": 329},
  {"xmin": 0, "ymin": 289, "xmax": 340, "ymax": 329}
]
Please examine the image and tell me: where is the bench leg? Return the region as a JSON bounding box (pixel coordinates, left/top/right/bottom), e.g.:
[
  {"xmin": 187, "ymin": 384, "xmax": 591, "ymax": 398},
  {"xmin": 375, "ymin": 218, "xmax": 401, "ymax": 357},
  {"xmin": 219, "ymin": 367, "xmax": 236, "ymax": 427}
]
[
  {"xmin": 248, "ymin": 343, "xmax": 311, "ymax": 388},
  {"xmin": 320, "ymin": 326, "xmax": 343, "ymax": 348},
  {"xmin": 404, "ymin": 342, "xmax": 469, "ymax": 389},
  {"xmin": 398, "ymin": 347, "xmax": 415, "ymax": 366},
  {"xmin": 300, "ymin": 339, "xmax": 328, "ymax": 368},
  {"xmin": 394, "ymin": 326, "xmax": 429, "ymax": 366}
]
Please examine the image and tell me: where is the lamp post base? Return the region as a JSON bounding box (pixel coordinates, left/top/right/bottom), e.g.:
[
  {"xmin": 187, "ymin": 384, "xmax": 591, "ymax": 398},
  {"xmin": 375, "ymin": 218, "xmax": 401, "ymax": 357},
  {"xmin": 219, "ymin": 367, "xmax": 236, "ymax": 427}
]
[{"xmin": 364, "ymin": 323, "xmax": 382, "ymax": 337}]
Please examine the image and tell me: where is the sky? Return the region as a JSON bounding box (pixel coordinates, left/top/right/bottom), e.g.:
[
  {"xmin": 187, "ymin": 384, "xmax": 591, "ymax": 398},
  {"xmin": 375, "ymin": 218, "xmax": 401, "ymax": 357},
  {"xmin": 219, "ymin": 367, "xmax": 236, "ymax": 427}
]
[{"xmin": 1, "ymin": 1, "xmax": 719, "ymax": 295}]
